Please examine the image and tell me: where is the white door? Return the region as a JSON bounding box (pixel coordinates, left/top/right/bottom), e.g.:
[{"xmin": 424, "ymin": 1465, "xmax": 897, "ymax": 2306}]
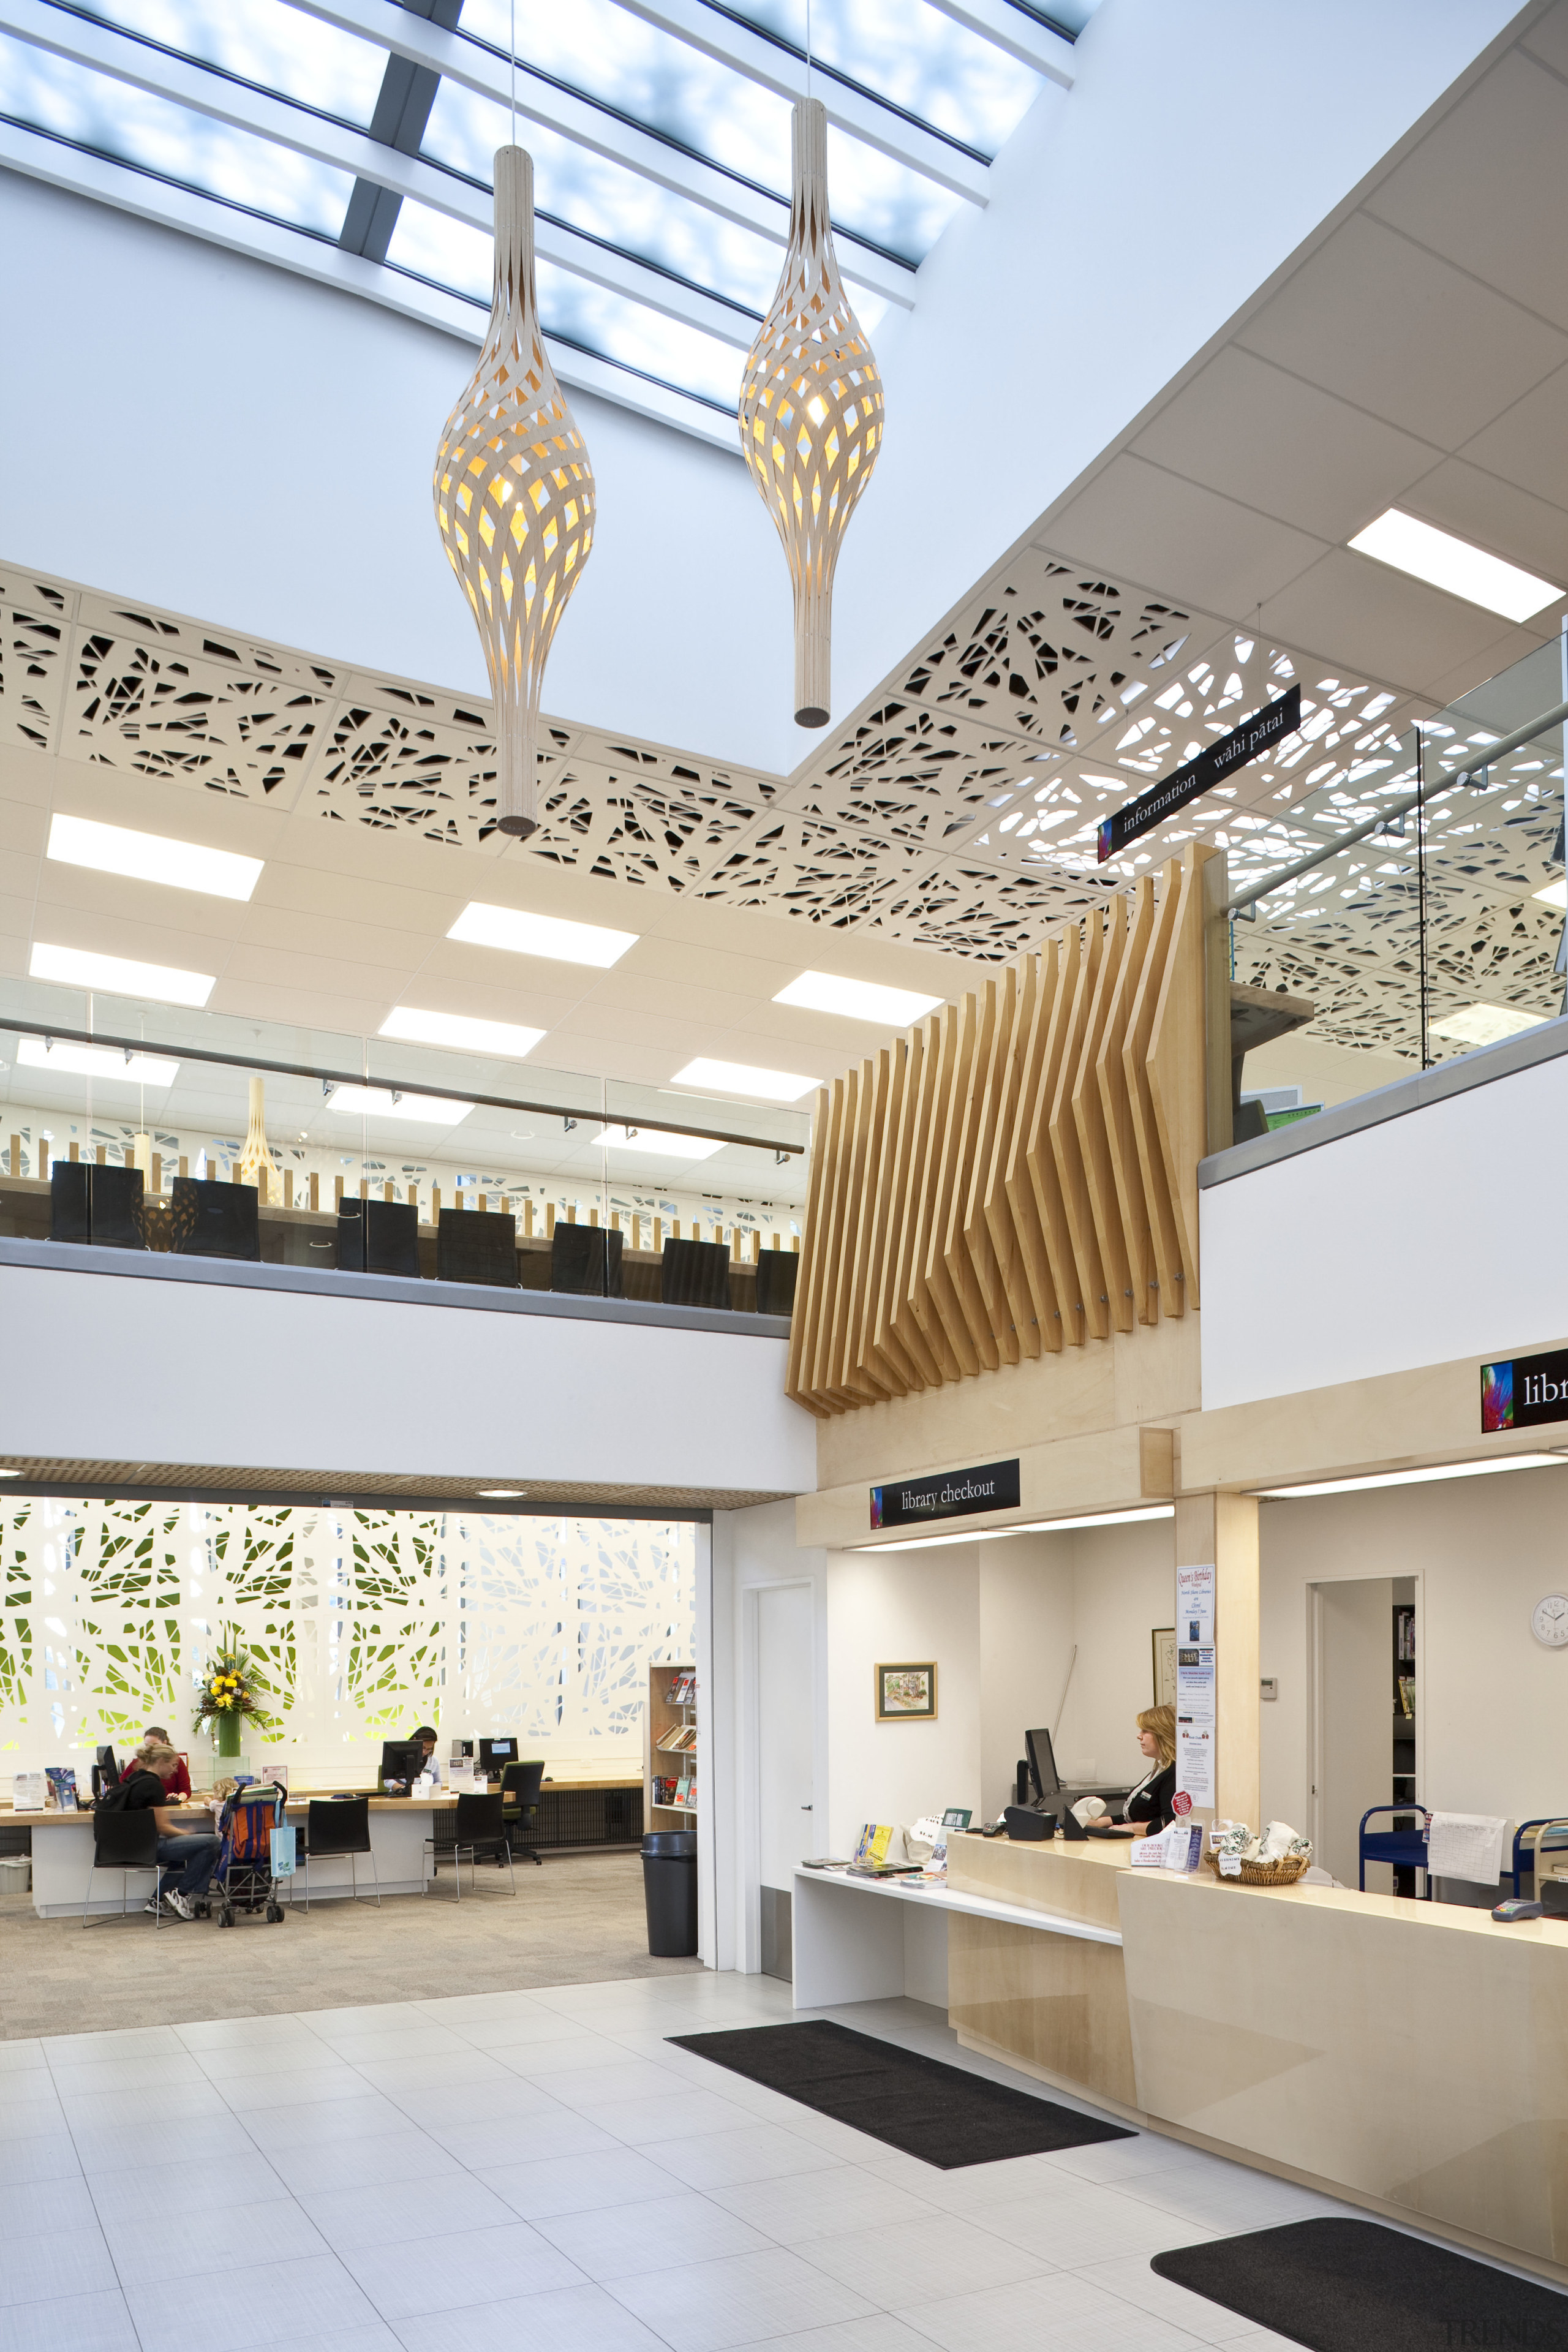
[
  {"xmin": 756, "ymin": 1582, "xmax": 815, "ymax": 1976},
  {"xmin": 1314, "ymin": 1577, "xmax": 1393, "ymax": 1890}
]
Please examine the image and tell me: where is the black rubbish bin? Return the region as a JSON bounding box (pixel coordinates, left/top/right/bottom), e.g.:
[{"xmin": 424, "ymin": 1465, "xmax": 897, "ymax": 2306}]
[{"xmin": 641, "ymin": 1829, "xmax": 698, "ymax": 1957}]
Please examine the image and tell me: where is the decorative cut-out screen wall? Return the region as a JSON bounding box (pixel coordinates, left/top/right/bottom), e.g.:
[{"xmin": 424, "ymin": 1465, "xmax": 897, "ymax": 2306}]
[{"xmin": 0, "ymin": 1500, "xmax": 696, "ymax": 1772}]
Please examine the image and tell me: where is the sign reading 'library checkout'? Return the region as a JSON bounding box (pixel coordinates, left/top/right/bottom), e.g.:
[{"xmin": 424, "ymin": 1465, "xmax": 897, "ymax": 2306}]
[{"xmin": 870, "ymin": 1459, "xmax": 1020, "ymax": 1532}]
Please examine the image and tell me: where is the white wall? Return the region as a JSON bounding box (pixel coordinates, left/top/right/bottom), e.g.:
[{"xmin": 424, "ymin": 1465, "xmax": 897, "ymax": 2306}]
[
  {"xmin": 1200, "ymin": 1045, "xmax": 1568, "ymax": 1409},
  {"xmin": 826, "ymin": 1544, "xmax": 982, "ymax": 1856},
  {"xmin": 1259, "ymin": 1464, "xmax": 1568, "ymax": 1863},
  {"xmin": 0, "ymin": 1261, "xmax": 817, "ymax": 1496},
  {"xmin": 0, "ymin": 175, "xmax": 795, "ymax": 777}
]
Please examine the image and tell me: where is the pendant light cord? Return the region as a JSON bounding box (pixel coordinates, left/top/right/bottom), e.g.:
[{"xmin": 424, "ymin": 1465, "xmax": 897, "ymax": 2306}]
[
  {"xmin": 805, "ymin": 0, "xmax": 811, "ymax": 98},
  {"xmin": 510, "ymin": 0, "xmax": 516, "ymax": 143}
]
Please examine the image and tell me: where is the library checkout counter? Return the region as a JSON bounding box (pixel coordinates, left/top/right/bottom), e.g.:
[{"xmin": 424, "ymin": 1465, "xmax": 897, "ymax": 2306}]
[
  {"xmin": 796, "ymin": 1835, "xmax": 1568, "ymax": 2283},
  {"xmin": 15, "ymin": 1776, "xmax": 641, "ymax": 1913}
]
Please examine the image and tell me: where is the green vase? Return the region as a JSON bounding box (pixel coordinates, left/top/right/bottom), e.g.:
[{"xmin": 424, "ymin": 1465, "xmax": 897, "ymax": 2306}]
[{"xmin": 216, "ymin": 1711, "xmax": 243, "ymax": 1758}]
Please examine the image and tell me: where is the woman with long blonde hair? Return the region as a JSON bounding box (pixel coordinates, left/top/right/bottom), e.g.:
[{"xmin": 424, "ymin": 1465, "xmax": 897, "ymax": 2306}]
[{"xmin": 1104, "ymin": 1702, "xmax": 1177, "ymax": 1834}]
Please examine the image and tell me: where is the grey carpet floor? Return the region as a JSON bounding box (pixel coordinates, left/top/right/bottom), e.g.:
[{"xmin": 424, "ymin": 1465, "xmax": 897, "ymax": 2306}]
[{"xmin": 0, "ymin": 1850, "xmax": 699, "ymax": 2038}]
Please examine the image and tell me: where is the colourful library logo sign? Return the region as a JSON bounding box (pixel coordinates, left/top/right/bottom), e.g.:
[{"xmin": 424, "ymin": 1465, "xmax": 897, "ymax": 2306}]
[{"xmin": 1482, "ymin": 1346, "xmax": 1568, "ymax": 1433}]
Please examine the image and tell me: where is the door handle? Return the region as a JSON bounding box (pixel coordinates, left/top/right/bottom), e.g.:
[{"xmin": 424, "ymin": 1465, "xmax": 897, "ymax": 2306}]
[{"xmin": 801, "ymin": 1803, "xmax": 812, "ymax": 1809}]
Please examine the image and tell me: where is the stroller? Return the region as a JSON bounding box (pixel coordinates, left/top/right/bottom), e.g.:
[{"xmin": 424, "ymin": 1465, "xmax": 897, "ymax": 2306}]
[{"xmin": 197, "ymin": 1781, "xmax": 292, "ymax": 1927}]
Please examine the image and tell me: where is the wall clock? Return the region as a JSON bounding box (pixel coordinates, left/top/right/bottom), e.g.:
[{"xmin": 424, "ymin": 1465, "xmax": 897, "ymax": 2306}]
[{"xmin": 1531, "ymin": 1595, "xmax": 1568, "ymax": 1647}]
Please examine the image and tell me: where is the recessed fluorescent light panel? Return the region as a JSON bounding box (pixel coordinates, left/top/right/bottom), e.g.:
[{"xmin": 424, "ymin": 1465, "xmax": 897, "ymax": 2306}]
[
  {"xmin": 1349, "ymin": 509, "xmax": 1562, "ymax": 623},
  {"xmin": 1430, "ymin": 1003, "xmax": 1546, "ymax": 1048},
  {"xmin": 379, "ymin": 1007, "xmax": 546, "ymax": 1059},
  {"xmin": 478, "ymin": 1489, "xmax": 525, "ymax": 1498},
  {"xmin": 1253, "ymin": 1454, "xmax": 1567, "ymax": 1499},
  {"xmin": 17, "ymin": 1038, "xmax": 179, "ymax": 1088},
  {"xmin": 47, "ymin": 814, "xmax": 263, "ymax": 902},
  {"xmin": 672, "ymin": 1057, "xmax": 816, "ymax": 1103},
  {"xmin": 1534, "ymin": 877, "xmax": 1567, "ymax": 910},
  {"xmin": 448, "ymin": 903, "xmax": 637, "ymax": 967},
  {"xmin": 29, "ymin": 941, "xmax": 216, "ymax": 1008},
  {"xmin": 775, "ymin": 970, "xmax": 944, "ymax": 1026},
  {"xmin": 858, "ymin": 1504, "xmax": 1174, "ymax": 1552},
  {"xmin": 593, "ymin": 1123, "xmax": 725, "ymax": 1160},
  {"xmin": 0, "ymin": 1468, "xmax": 18, "ymax": 1477},
  {"xmin": 325, "ymin": 1084, "xmax": 471, "ymax": 1125}
]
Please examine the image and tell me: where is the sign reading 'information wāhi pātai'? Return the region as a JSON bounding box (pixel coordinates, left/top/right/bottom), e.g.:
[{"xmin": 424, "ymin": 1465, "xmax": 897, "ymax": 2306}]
[
  {"xmin": 870, "ymin": 1459, "xmax": 1021, "ymax": 1532},
  {"xmin": 1482, "ymin": 1346, "xmax": 1568, "ymax": 1432},
  {"xmin": 1097, "ymin": 683, "xmax": 1302, "ymax": 862}
]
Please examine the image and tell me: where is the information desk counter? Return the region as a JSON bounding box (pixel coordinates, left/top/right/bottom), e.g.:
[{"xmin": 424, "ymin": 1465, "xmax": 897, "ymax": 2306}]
[
  {"xmin": 939, "ymin": 1833, "xmax": 1568, "ymax": 2284},
  {"xmin": 13, "ymin": 1776, "xmax": 642, "ymax": 1915}
]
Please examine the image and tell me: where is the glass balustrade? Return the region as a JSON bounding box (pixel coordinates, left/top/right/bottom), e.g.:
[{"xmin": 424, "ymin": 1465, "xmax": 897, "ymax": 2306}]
[{"xmin": 0, "ymin": 984, "xmax": 809, "ymax": 1317}]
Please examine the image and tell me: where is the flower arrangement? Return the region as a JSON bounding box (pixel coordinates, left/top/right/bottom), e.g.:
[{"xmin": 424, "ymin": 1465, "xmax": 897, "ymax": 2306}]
[{"xmin": 194, "ymin": 1624, "xmax": 277, "ymax": 1756}]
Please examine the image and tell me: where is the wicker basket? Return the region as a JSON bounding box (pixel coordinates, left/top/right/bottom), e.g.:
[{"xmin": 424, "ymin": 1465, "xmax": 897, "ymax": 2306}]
[{"xmin": 1202, "ymin": 1848, "xmax": 1310, "ymax": 1887}]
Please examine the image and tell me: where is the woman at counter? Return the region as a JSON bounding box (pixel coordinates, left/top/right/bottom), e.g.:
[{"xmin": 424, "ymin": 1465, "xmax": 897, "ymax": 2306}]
[{"xmin": 1102, "ymin": 1704, "xmax": 1177, "ymax": 1834}]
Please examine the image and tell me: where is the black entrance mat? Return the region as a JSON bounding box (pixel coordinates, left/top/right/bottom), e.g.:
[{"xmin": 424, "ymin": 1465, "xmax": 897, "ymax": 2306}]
[
  {"xmin": 1153, "ymin": 2218, "xmax": 1568, "ymax": 2351},
  {"xmin": 666, "ymin": 2019, "xmax": 1134, "ymax": 2168}
]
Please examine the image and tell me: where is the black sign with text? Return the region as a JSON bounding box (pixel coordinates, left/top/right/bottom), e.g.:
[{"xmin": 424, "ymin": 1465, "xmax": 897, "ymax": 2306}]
[
  {"xmin": 870, "ymin": 1459, "xmax": 1021, "ymax": 1532},
  {"xmin": 1098, "ymin": 684, "xmax": 1302, "ymax": 862},
  {"xmin": 1482, "ymin": 1346, "xmax": 1568, "ymax": 1433}
]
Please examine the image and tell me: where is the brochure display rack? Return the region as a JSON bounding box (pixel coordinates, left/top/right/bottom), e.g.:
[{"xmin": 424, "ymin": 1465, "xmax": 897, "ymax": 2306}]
[{"xmin": 646, "ymin": 1663, "xmax": 697, "ymax": 1823}]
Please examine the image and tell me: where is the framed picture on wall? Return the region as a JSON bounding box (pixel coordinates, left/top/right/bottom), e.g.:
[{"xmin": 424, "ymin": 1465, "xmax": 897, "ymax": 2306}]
[
  {"xmin": 875, "ymin": 1662, "xmax": 937, "ymax": 1722},
  {"xmin": 1152, "ymin": 1627, "xmax": 1177, "ymax": 1709}
]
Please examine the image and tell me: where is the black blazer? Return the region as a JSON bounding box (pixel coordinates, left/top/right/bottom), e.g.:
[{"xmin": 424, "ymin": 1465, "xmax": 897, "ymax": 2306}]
[{"xmin": 1125, "ymin": 1761, "xmax": 1177, "ymax": 1830}]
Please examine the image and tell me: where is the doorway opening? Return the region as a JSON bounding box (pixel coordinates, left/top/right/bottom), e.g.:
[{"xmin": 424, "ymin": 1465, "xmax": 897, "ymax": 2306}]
[{"xmin": 1309, "ymin": 1574, "xmax": 1420, "ymax": 1894}]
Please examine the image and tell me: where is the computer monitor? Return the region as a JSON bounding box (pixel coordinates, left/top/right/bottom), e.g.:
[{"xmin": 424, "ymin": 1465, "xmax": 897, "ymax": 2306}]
[
  {"xmin": 478, "ymin": 1736, "xmax": 517, "ymax": 1771},
  {"xmin": 1025, "ymin": 1727, "xmax": 1061, "ymax": 1800},
  {"xmin": 95, "ymin": 1744, "xmax": 120, "ymax": 1792},
  {"xmin": 380, "ymin": 1739, "xmax": 425, "ymax": 1789}
]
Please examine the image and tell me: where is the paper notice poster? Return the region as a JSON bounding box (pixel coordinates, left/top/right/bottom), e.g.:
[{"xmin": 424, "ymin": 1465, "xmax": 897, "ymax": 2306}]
[
  {"xmin": 12, "ymin": 1771, "xmax": 45, "ymax": 1812},
  {"xmin": 1175, "ymin": 1643, "xmax": 1216, "ymax": 1809},
  {"xmin": 1176, "ymin": 1562, "xmax": 1215, "ymax": 1648}
]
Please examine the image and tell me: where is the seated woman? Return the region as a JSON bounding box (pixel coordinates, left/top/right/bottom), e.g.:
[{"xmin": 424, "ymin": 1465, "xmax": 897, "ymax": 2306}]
[
  {"xmin": 409, "ymin": 1725, "xmax": 440, "ymax": 1783},
  {"xmin": 1101, "ymin": 1704, "xmax": 1177, "ymax": 1834},
  {"xmin": 139, "ymin": 1728, "xmax": 190, "ymax": 1798}
]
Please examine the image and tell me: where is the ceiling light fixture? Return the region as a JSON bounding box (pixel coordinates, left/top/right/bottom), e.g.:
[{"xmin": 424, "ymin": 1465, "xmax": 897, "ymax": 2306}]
[
  {"xmin": 1534, "ymin": 877, "xmax": 1567, "ymax": 910},
  {"xmin": 434, "ymin": 145, "xmax": 595, "ymax": 837},
  {"xmin": 17, "ymin": 1038, "xmax": 179, "ymax": 1088},
  {"xmin": 775, "ymin": 970, "xmax": 943, "ymax": 1027},
  {"xmin": 1429, "ymin": 1003, "xmax": 1546, "ymax": 1048},
  {"xmin": 478, "ymin": 1488, "xmax": 525, "ymax": 1498},
  {"xmin": 739, "ymin": 97, "xmax": 884, "ymax": 729},
  {"xmin": 0, "ymin": 1468, "xmax": 19, "ymax": 1478},
  {"xmin": 593, "ymin": 1123, "xmax": 725, "ymax": 1160},
  {"xmin": 379, "ymin": 1007, "xmax": 546, "ymax": 1059},
  {"xmin": 1252, "ymin": 1453, "xmax": 1568, "ymax": 1499},
  {"xmin": 448, "ymin": 902, "xmax": 636, "ymax": 967},
  {"xmin": 672, "ymin": 1057, "xmax": 817, "ymax": 1103},
  {"xmin": 29, "ymin": 941, "xmax": 215, "ymax": 1008},
  {"xmin": 323, "ymin": 1084, "xmax": 472, "ymax": 1126},
  {"xmin": 47, "ymin": 814, "xmax": 263, "ymax": 902},
  {"xmin": 857, "ymin": 1503, "xmax": 1175, "ymax": 1551},
  {"xmin": 1348, "ymin": 509, "xmax": 1562, "ymax": 623}
]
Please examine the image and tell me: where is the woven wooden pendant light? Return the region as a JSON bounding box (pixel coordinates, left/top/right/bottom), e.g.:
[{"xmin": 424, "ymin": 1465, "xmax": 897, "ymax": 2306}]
[
  {"xmin": 433, "ymin": 147, "xmax": 595, "ymax": 837},
  {"xmin": 739, "ymin": 97, "xmax": 884, "ymax": 729}
]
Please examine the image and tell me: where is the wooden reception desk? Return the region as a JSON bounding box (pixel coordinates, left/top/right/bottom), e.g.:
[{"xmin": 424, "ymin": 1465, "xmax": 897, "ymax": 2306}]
[{"xmin": 947, "ymin": 1834, "xmax": 1568, "ymax": 2283}]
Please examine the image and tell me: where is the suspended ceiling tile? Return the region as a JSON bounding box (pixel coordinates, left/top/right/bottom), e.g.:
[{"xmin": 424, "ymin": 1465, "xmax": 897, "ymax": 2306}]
[
  {"xmin": 32, "ymin": 864, "xmax": 252, "ymax": 945},
  {"xmin": 251, "ymin": 858, "xmax": 461, "ymax": 933},
  {"xmin": 1260, "ymin": 547, "xmax": 1534, "ymax": 693},
  {"xmin": 578, "ymin": 970, "xmax": 766, "ymax": 1030},
  {"xmin": 1363, "ymin": 51, "xmax": 1568, "ymax": 336},
  {"xmin": 1414, "ymin": 622, "xmax": 1556, "ymax": 712},
  {"xmin": 1129, "ymin": 346, "xmax": 1439, "ymax": 545},
  {"xmin": 1235, "ymin": 211, "xmax": 1568, "ymax": 451},
  {"xmin": 1045, "ymin": 455, "xmax": 1328, "ymax": 624},
  {"xmin": 233, "ymin": 902, "xmax": 428, "ymax": 972},
  {"xmin": 1458, "ymin": 361, "xmax": 1568, "ymax": 515},
  {"xmin": 202, "ymin": 976, "xmax": 399, "ymax": 1033},
  {"xmin": 0, "ymin": 848, "xmax": 35, "ymax": 900}
]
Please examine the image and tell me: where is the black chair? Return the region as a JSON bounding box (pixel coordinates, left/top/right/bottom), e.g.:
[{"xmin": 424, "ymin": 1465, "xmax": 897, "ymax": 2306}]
[
  {"xmin": 83, "ymin": 1808, "xmax": 164, "ymax": 1927},
  {"xmin": 660, "ymin": 1237, "xmax": 732, "ymax": 1308},
  {"xmin": 170, "ymin": 1176, "xmax": 260, "ymax": 1262},
  {"xmin": 551, "ymin": 1224, "xmax": 624, "ymax": 1297},
  {"xmin": 51, "ymin": 1161, "xmax": 145, "ymax": 1250},
  {"xmin": 436, "ymin": 1207, "xmax": 519, "ymax": 1287},
  {"xmin": 754, "ymin": 1248, "xmax": 799, "ymax": 1318},
  {"xmin": 298, "ymin": 1796, "xmax": 378, "ymax": 1908},
  {"xmin": 336, "ymin": 1196, "xmax": 420, "ymax": 1277},
  {"xmin": 423, "ymin": 1792, "xmax": 515, "ymax": 1899},
  {"xmin": 499, "ymin": 1759, "xmax": 546, "ymax": 1866}
]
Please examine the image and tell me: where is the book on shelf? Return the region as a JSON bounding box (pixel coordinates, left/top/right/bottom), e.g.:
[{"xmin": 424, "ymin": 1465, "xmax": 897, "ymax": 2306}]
[
  {"xmin": 666, "ymin": 1670, "xmax": 696, "ymax": 1707},
  {"xmin": 1396, "ymin": 1677, "xmax": 1414, "ymax": 1717},
  {"xmin": 674, "ymin": 1775, "xmax": 694, "ymax": 1808},
  {"xmin": 853, "ymin": 1822, "xmax": 896, "ymax": 1868}
]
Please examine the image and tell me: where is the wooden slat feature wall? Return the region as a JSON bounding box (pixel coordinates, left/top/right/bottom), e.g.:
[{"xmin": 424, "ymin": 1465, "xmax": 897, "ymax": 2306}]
[{"xmin": 787, "ymin": 845, "xmax": 1216, "ymax": 1419}]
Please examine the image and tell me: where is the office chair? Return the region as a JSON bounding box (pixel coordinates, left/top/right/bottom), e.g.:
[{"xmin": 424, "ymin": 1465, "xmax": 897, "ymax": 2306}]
[
  {"xmin": 170, "ymin": 1176, "xmax": 262, "ymax": 1261},
  {"xmin": 499, "ymin": 1759, "xmax": 546, "ymax": 1866},
  {"xmin": 423, "ymin": 1792, "xmax": 516, "ymax": 1899},
  {"xmin": 336, "ymin": 1196, "xmax": 420, "ymax": 1277},
  {"xmin": 83, "ymin": 1809, "xmax": 165, "ymax": 1927},
  {"xmin": 298, "ymin": 1796, "xmax": 379, "ymax": 1908},
  {"xmin": 660, "ymin": 1237, "xmax": 732, "ymax": 1308},
  {"xmin": 550, "ymin": 1223, "xmax": 624, "ymax": 1297},
  {"xmin": 753, "ymin": 1248, "xmax": 799, "ymax": 1317},
  {"xmin": 435, "ymin": 1207, "xmax": 519, "ymax": 1287},
  {"xmin": 51, "ymin": 1161, "xmax": 145, "ymax": 1250}
]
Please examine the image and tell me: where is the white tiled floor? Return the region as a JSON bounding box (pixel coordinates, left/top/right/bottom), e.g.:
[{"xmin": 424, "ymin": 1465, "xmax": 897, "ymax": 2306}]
[{"xmin": 0, "ymin": 1969, "xmax": 1528, "ymax": 2352}]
